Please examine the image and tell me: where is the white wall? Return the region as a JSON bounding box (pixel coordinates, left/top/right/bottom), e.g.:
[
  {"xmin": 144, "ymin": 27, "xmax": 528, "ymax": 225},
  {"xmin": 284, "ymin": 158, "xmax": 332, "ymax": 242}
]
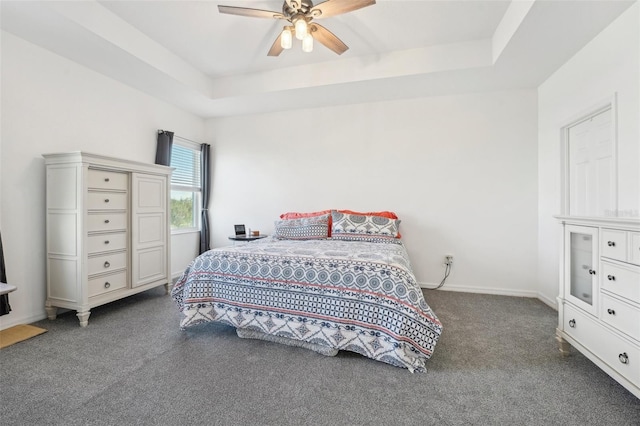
[
  {"xmin": 0, "ymin": 31, "xmax": 205, "ymax": 329},
  {"xmin": 206, "ymin": 89, "xmax": 539, "ymax": 296},
  {"xmin": 537, "ymin": 3, "xmax": 639, "ymax": 307}
]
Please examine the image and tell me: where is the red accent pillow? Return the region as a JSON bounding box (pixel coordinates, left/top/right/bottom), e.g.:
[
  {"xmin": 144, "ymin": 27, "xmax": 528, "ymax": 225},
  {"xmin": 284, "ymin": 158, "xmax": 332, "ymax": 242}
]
[
  {"xmin": 337, "ymin": 210, "xmax": 398, "ymax": 219},
  {"xmin": 279, "ymin": 210, "xmax": 332, "ymax": 219}
]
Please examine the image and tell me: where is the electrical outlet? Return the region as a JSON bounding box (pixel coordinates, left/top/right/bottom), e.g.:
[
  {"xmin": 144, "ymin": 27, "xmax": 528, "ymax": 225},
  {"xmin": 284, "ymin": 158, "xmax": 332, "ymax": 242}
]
[{"xmin": 444, "ymin": 255, "xmax": 454, "ymax": 266}]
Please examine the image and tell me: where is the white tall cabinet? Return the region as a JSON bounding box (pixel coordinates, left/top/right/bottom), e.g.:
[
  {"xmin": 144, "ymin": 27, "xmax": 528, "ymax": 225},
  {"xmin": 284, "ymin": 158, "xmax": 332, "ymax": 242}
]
[
  {"xmin": 556, "ymin": 216, "xmax": 640, "ymax": 398},
  {"xmin": 43, "ymin": 152, "xmax": 172, "ymax": 327}
]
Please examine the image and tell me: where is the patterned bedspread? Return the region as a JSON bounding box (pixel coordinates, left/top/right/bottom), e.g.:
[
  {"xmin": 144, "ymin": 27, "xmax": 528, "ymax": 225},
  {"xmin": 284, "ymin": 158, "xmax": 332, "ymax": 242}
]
[{"xmin": 171, "ymin": 237, "xmax": 442, "ymax": 372}]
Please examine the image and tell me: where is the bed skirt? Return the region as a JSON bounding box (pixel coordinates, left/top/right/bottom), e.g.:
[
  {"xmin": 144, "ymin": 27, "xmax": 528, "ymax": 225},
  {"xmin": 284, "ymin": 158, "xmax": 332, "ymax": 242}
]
[{"xmin": 236, "ymin": 328, "xmax": 339, "ymax": 357}]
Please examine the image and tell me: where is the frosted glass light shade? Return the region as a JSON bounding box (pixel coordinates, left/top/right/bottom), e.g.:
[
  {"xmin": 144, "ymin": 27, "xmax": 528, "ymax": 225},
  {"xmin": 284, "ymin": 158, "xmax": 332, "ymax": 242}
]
[
  {"xmin": 294, "ymin": 18, "xmax": 307, "ymax": 40},
  {"xmin": 302, "ymin": 33, "xmax": 313, "ymax": 53},
  {"xmin": 281, "ymin": 28, "xmax": 292, "ymax": 49}
]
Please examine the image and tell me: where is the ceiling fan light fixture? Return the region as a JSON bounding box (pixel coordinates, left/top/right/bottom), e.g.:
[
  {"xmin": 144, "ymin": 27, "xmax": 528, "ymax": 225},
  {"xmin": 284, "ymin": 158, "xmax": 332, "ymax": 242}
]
[
  {"xmin": 294, "ymin": 16, "xmax": 307, "ymax": 40},
  {"xmin": 219, "ymin": 0, "xmax": 377, "ymax": 56},
  {"xmin": 281, "ymin": 28, "xmax": 292, "ymax": 49},
  {"xmin": 302, "ymin": 33, "xmax": 313, "ymax": 53}
]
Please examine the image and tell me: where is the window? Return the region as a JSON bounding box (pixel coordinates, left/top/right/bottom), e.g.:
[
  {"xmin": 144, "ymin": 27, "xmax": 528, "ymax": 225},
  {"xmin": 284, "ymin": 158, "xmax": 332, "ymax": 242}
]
[{"xmin": 170, "ymin": 141, "xmax": 201, "ymax": 231}]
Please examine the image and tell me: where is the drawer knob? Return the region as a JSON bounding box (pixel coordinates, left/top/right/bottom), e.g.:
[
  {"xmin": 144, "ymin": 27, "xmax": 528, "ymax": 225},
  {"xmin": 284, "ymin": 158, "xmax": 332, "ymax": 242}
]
[
  {"xmin": 607, "ymin": 275, "xmax": 615, "ymax": 281},
  {"xmin": 607, "ymin": 241, "xmax": 615, "ymax": 247},
  {"xmin": 569, "ymin": 319, "xmax": 576, "ymax": 328},
  {"xmin": 104, "ymin": 240, "xmax": 110, "ymax": 245},
  {"xmin": 619, "ymin": 352, "xmax": 629, "ymax": 364},
  {"xmin": 104, "ymin": 282, "xmax": 111, "ymax": 289},
  {"xmin": 105, "ymin": 178, "xmax": 110, "ymax": 182},
  {"xmin": 104, "ymin": 199, "xmax": 110, "ymax": 203},
  {"xmin": 104, "ymin": 261, "xmax": 110, "ymax": 268},
  {"xmin": 607, "ymin": 308, "xmax": 615, "ymax": 315},
  {"xmin": 104, "ymin": 219, "xmax": 110, "ymax": 224},
  {"xmin": 588, "ymin": 269, "xmax": 596, "ymax": 275}
]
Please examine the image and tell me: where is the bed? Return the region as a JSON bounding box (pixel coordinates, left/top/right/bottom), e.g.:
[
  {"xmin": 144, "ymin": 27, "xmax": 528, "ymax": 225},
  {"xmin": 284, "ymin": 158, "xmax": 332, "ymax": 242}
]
[{"xmin": 171, "ymin": 210, "xmax": 442, "ymax": 372}]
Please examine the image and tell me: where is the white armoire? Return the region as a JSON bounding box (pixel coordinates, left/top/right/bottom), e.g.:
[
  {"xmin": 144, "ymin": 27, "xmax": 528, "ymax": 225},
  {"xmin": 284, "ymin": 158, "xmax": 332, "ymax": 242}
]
[
  {"xmin": 555, "ymin": 99, "xmax": 640, "ymax": 399},
  {"xmin": 43, "ymin": 152, "xmax": 172, "ymax": 327}
]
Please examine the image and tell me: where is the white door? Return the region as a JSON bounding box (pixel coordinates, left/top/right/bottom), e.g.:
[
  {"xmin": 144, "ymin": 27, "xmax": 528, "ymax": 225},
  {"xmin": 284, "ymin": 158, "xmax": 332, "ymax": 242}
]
[{"xmin": 568, "ymin": 107, "xmax": 615, "ymax": 216}]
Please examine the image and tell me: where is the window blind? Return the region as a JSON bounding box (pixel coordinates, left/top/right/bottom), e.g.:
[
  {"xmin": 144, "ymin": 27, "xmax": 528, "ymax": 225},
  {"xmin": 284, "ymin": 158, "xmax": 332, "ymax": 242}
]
[{"xmin": 170, "ymin": 144, "xmax": 201, "ymax": 189}]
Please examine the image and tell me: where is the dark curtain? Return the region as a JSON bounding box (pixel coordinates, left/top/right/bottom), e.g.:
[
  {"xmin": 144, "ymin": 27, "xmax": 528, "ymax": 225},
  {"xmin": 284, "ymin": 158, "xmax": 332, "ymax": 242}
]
[
  {"xmin": 199, "ymin": 144, "xmax": 211, "ymax": 254},
  {"xmin": 155, "ymin": 130, "xmax": 174, "ymax": 166},
  {"xmin": 0, "ymin": 231, "xmax": 11, "ymax": 316}
]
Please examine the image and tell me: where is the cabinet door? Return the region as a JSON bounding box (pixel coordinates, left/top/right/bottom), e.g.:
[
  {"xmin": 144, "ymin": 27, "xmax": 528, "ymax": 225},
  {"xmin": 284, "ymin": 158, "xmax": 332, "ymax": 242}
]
[
  {"xmin": 131, "ymin": 173, "xmax": 169, "ymax": 287},
  {"xmin": 565, "ymin": 225, "xmax": 599, "ymax": 316}
]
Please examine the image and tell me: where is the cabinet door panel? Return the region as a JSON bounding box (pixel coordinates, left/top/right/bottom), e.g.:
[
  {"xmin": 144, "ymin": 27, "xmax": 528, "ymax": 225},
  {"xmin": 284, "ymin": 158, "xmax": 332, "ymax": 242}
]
[
  {"xmin": 133, "ymin": 246, "xmax": 167, "ymax": 287},
  {"xmin": 565, "ymin": 225, "xmax": 598, "ymax": 315},
  {"xmin": 135, "ymin": 214, "xmax": 164, "ymax": 247},
  {"xmin": 133, "ymin": 176, "xmax": 166, "ymax": 213}
]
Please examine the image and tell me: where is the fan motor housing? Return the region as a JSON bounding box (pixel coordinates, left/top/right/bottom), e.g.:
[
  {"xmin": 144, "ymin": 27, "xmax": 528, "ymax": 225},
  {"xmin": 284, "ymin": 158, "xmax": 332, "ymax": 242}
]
[{"xmin": 282, "ymin": 0, "xmax": 313, "ymax": 18}]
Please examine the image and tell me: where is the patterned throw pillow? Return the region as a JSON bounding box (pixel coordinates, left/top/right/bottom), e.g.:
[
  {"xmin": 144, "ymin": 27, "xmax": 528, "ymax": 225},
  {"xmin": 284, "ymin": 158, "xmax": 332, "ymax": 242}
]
[
  {"xmin": 280, "ymin": 210, "xmax": 333, "ymax": 236},
  {"xmin": 331, "ymin": 210, "xmax": 401, "ymax": 243},
  {"xmin": 337, "ymin": 209, "xmax": 401, "ymax": 238},
  {"xmin": 274, "ymin": 214, "xmax": 330, "ymax": 240}
]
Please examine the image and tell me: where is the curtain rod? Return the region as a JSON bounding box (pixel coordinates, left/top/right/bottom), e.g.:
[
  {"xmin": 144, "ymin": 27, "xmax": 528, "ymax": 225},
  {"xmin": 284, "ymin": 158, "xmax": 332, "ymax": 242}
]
[
  {"xmin": 175, "ymin": 135, "xmax": 201, "ymax": 145},
  {"xmin": 158, "ymin": 129, "xmax": 201, "ymax": 145}
]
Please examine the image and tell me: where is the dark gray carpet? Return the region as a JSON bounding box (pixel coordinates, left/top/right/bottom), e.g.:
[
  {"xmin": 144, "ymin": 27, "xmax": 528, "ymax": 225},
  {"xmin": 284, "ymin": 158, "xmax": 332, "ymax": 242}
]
[{"xmin": 1, "ymin": 288, "xmax": 638, "ymax": 425}]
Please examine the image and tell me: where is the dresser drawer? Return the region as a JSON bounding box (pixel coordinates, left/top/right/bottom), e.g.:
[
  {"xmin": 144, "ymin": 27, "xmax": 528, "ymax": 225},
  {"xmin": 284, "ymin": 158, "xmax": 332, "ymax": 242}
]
[
  {"xmin": 602, "ymin": 261, "xmax": 640, "ymax": 303},
  {"xmin": 88, "ymin": 169, "xmax": 128, "ymax": 191},
  {"xmin": 601, "ymin": 294, "xmax": 640, "ymax": 341},
  {"xmin": 87, "ymin": 232, "xmax": 127, "ymax": 254},
  {"xmin": 601, "ymin": 229, "xmax": 627, "ymax": 262},
  {"xmin": 87, "ymin": 191, "xmax": 127, "ymax": 211},
  {"xmin": 88, "ymin": 270, "xmax": 127, "ymax": 297},
  {"xmin": 88, "ymin": 251, "xmax": 127, "ymax": 276},
  {"xmin": 564, "ymin": 303, "xmax": 640, "ymax": 387},
  {"xmin": 87, "ymin": 213, "xmax": 127, "ymax": 233},
  {"xmin": 631, "ymin": 232, "xmax": 640, "ymax": 265}
]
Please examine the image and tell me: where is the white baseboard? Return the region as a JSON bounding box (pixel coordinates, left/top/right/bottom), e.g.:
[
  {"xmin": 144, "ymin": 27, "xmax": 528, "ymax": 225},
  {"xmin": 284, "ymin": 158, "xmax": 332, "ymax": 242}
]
[
  {"xmin": 536, "ymin": 292, "xmax": 558, "ymax": 310},
  {"xmin": 418, "ymin": 282, "xmax": 539, "ymax": 299},
  {"xmin": 0, "ymin": 311, "xmax": 48, "ymax": 331}
]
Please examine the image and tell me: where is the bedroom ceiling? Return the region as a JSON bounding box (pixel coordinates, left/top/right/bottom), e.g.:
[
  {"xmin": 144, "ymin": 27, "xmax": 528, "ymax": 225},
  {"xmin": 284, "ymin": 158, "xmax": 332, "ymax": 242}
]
[{"xmin": 0, "ymin": 0, "xmax": 635, "ymax": 118}]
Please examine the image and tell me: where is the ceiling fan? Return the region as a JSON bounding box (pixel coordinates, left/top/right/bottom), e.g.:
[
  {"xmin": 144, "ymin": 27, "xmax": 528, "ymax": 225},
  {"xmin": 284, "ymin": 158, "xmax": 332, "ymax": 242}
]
[{"xmin": 218, "ymin": 0, "xmax": 376, "ymax": 56}]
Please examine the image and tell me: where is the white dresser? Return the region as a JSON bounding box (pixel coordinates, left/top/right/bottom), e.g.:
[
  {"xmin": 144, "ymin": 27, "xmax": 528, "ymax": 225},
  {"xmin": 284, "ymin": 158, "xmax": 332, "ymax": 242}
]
[
  {"xmin": 556, "ymin": 216, "xmax": 640, "ymax": 398},
  {"xmin": 43, "ymin": 152, "xmax": 172, "ymax": 326}
]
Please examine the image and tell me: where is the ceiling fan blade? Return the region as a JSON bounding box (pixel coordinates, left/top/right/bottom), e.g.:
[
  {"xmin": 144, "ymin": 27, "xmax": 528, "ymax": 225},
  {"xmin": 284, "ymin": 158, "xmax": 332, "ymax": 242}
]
[
  {"xmin": 309, "ymin": 0, "xmax": 376, "ymax": 19},
  {"xmin": 310, "ymin": 23, "xmax": 348, "ymax": 55},
  {"xmin": 267, "ymin": 33, "xmax": 285, "ymax": 57},
  {"xmin": 218, "ymin": 5, "xmax": 285, "ymax": 20}
]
